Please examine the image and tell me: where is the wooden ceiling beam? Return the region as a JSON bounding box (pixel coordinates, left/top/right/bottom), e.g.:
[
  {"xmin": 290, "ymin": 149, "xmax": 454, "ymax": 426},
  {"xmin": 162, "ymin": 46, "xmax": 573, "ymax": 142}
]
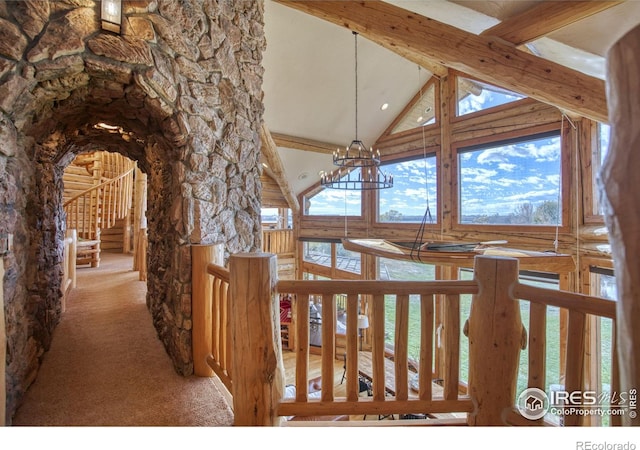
[
  {"xmin": 276, "ymin": 0, "xmax": 608, "ymax": 123},
  {"xmin": 480, "ymin": 1, "xmax": 624, "ymax": 46},
  {"xmin": 260, "ymin": 124, "xmax": 300, "ymax": 214},
  {"xmin": 270, "ymin": 132, "xmax": 340, "ymax": 155}
]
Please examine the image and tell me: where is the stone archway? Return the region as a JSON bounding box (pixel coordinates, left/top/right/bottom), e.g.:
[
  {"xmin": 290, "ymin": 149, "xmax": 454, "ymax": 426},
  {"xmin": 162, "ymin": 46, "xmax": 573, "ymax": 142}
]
[{"xmin": 0, "ymin": 1, "xmax": 265, "ymax": 422}]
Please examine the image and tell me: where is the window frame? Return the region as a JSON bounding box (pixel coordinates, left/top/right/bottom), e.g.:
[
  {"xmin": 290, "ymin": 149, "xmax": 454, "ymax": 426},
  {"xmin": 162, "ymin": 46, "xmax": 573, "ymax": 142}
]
[
  {"xmin": 453, "ymin": 74, "xmax": 530, "ymax": 121},
  {"xmin": 374, "ymin": 150, "xmax": 440, "ymax": 226},
  {"xmin": 452, "ymin": 124, "xmax": 570, "ymax": 233}
]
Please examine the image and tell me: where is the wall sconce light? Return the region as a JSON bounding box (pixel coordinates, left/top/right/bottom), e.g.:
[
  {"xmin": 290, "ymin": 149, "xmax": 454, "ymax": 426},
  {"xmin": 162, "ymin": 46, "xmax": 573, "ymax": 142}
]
[{"xmin": 101, "ymin": 0, "xmax": 122, "ymax": 34}]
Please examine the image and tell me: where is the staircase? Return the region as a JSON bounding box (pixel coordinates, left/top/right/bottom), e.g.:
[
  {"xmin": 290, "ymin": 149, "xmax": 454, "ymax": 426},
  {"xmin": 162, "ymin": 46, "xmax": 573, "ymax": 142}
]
[{"xmin": 63, "ymin": 152, "xmax": 136, "ymax": 267}]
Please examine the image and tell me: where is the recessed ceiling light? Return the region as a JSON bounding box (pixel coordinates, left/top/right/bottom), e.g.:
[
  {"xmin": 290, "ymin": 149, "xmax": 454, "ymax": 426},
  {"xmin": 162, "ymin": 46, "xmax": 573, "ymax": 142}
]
[
  {"xmin": 380, "ymin": 103, "xmax": 389, "ymax": 111},
  {"xmin": 416, "ymin": 116, "xmax": 424, "ymax": 123},
  {"xmin": 298, "ymin": 171, "xmax": 309, "ymax": 180}
]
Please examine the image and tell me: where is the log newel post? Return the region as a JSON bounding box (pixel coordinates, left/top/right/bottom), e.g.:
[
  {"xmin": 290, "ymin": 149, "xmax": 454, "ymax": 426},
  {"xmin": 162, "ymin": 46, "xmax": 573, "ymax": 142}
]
[
  {"xmin": 68, "ymin": 228, "xmax": 77, "ymax": 289},
  {"xmin": 229, "ymin": 252, "xmax": 284, "ymax": 426},
  {"xmin": 602, "ymin": 23, "xmax": 640, "ymax": 426},
  {"xmin": 467, "ymin": 256, "xmax": 522, "ymax": 426},
  {"xmin": 192, "ymin": 243, "xmax": 224, "ymax": 377}
]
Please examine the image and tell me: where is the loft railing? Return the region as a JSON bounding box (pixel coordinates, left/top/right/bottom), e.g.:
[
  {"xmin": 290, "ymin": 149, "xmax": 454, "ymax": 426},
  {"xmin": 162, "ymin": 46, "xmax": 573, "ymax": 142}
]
[
  {"xmin": 262, "ymin": 229, "xmax": 295, "ymax": 257},
  {"xmin": 61, "ymin": 229, "xmax": 77, "ymax": 312},
  {"xmin": 191, "ymin": 249, "xmax": 619, "ymax": 426},
  {"xmin": 63, "ymin": 159, "xmax": 135, "ymax": 241}
]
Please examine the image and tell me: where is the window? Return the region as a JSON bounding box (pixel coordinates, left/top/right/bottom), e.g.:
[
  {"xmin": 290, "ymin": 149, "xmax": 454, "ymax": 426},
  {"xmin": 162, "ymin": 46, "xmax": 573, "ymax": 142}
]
[
  {"xmin": 302, "ymin": 241, "xmax": 332, "ymax": 267},
  {"xmin": 260, "ymin": 207, "xmax": 279, "ymax": 225},
  {"xmin": 378, "ymin": 154, "xmax": 438, "ymax": 223},
  {"xmin": 593, "ymin": 123, "xmax": 611, "ymax": 216},
  {"xmin": 457, "ymin": 132, "xmax": 562, "ymax": 226},
  {"xmin": 457, "ymin": 76, "xmax": 525, "ymax": 117},
  {"xmin": 336, "ymin": 243, "xmax": 361, "ymax": 275},
  {"xmin": 304, "ymin": 172, "xmax": 361, "ymax": 216},
  {"xmin": 377, "ymin": 258, "xmax": 436, "ymax": 360}
]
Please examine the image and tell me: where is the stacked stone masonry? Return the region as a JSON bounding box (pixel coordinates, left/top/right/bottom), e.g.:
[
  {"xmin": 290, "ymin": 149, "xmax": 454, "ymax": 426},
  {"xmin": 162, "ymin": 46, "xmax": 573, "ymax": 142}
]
[{"xmin": 0, "ymin": 0, "xmax": 265, "ymax": 423}]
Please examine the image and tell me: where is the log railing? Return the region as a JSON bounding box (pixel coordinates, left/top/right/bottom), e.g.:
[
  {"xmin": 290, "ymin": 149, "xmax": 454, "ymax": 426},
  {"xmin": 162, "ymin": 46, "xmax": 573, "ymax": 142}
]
[
  {"xmin": 192, "ymin": 250, "xmax": 619, "ymax": 426},
  {"xmin": 262, "ymin": 228, "xmax": 295, "ymax": 257},
  {"xmin": 507, "ymin": 275, "xmax": 618, "ymax": 426},
  {"xmin": 63, "ymin": 162, "xmax": 135, "ymax": 241},
  {"xmin": 61, "ymin": 229, "xmax": 77, "ymax": 312}
]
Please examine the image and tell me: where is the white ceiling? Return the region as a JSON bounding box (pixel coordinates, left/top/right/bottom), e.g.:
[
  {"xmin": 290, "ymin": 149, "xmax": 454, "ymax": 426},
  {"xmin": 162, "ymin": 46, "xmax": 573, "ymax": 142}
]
[{"xmin": 261, "ymin": 0, "xmax": 640, "ymax": 198}]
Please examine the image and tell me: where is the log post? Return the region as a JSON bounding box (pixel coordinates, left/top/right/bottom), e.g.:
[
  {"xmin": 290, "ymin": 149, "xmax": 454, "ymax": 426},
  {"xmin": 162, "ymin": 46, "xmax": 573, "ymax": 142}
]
[
  {"xmin": 67, "ymin": 228, "xmax": 77, "ymax": 289},
  {"xmin": 138, "ymin": 228, "xmax": 147, "ymax": 282},
  {"xmin": 229, "ymin": 253, "xmax": 284, "ymax": 426},
  {"xmin": 602, "ymin": 23, "xmax": 640, "ymax": 426},
  {"xmin": 191, "ymin": 243, "xmax": 224, "ymax": 377},
  {"xmin": 467, "ymin": 256, "xmax": 522, "ymax": 426}
]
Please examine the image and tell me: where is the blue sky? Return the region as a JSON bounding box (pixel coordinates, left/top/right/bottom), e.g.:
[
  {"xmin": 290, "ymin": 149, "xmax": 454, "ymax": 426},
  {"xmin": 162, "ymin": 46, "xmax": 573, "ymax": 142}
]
[{"xmin": 293, "ymin": 82, "xmax": 586, "ymax": 221}]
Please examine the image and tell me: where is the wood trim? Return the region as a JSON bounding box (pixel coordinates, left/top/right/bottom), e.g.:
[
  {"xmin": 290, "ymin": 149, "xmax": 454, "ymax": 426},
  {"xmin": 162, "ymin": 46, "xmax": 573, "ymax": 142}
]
[
  {"xmin": 276, "ymin": 0, "xmax": 608, "ymax": 123},
  {"xmin": 451, "ymin": 122, "xmax": 569, "ymax": 236},
  {"xmin": 270, "ymin": 132, "xmax": 341, "ymax": 155},
  {"xmin": 378, "ymin": 76, "xmax": 440, "ymax": 139},
  {"xmin": 261, "ymin": 125, "xmax": 301, "ymax": 214},
  {"xmin": 480, "ymin": 1, "xmax": 624, "ymax": 46}
]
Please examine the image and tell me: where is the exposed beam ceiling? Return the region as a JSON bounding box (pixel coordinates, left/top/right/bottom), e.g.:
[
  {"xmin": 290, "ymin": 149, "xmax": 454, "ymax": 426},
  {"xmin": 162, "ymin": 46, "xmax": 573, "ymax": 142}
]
[
  {"xmin": 275, "ymin": 0, "xmax": 608, "ymax": 123},
  {"xmin": 271, "ymin": 132, "xmax": 341, "ymax": 155},
  {"xmin": 260, "ymin": 124, "xmax": 300, "ymax": 214},
  {"xmin": 480, "ymin": 1, "xmax": 625, "ymax": 46}
]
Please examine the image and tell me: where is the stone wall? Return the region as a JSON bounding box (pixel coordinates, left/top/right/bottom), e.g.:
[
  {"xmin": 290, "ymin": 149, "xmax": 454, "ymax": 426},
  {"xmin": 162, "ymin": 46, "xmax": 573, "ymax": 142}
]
[{"xmin": 0, "ymin": 0, "xmax": 265, "ymax": 423}]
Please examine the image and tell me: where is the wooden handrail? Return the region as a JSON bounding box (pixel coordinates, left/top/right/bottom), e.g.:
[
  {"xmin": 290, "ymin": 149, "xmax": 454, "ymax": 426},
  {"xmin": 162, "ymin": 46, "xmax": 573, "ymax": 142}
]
[
  {"xmin": 192, "ymin": 251, "xmax": 618, "ymax": 426},
  {"xmin": 64, "ymin": 159, "xmax": 134, "ymax": 246},
  {"xmin": 513, "ymin": 282, "xmax": 616, "ymax": 319},
  {"xmin": 277, "ymin": 279, "xmax": 479, "ymax": 296},
  {"xmin": 63, "ymin": 166, "xmax": 134, "ymax": 207}
]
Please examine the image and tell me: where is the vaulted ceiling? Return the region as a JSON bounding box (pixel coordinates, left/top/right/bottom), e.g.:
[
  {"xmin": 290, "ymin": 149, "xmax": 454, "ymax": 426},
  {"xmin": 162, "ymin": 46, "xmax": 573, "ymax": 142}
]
[{"xmin": 260, "ymin": 0, "xmax": 640, "ymax": 211}]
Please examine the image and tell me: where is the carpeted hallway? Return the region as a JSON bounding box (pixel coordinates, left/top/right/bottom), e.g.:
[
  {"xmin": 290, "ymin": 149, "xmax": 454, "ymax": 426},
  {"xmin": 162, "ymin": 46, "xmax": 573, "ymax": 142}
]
[{"xmin": 11, "ymin": 252, "xmax": 234, "ymax": 427}]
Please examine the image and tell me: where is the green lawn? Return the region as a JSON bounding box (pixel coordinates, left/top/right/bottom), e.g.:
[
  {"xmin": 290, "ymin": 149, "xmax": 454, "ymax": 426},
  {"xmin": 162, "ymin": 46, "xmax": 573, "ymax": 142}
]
[{"xmin": 379, "ymin": 258, "xmax": 613, "ymax": 404}]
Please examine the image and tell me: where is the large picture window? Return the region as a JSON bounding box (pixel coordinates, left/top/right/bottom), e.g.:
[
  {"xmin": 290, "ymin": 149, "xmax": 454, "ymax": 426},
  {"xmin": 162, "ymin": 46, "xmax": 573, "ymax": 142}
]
[
  {"xmin": 378, "ymin": 154, "xmax": 438, "ymax": 223},
  {"xmin": 457, "ymin": 76, "xmax": 525, "ymax": 117},
  {"xmin": 303, "ymin": 172, "xmax": 362, "ymax": 216},
  {"xmin": 457, "ymin": 132, "xmax": 562, "ymax": 226}
]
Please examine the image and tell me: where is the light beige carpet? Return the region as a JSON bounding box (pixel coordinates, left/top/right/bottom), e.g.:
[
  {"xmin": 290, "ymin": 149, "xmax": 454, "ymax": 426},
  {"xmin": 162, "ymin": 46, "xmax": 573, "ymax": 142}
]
[{"xmin": 11, "ymin": 252, "xmax": 233, "ymax": 427}]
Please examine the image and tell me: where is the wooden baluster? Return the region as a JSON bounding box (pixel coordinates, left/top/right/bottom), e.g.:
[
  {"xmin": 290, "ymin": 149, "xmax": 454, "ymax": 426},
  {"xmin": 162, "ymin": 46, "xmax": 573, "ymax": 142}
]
[
  {"xmin": 528, "ymin": 302, "xmax": 547, "ymax": 390},
  {"xmin": 295, "ymin": 293, "xmax": 310, "ymax": 402},
  {"xmin": 229, "ymin": 253, "xmax": 283, "ymax": 426},
  {"xmin": 467, "ymin": 256, "xmax": 521, "ymax": 426},
  {"xmin": 610, "ymin": 321, "xmax": 621, "ymax": 426},
  {"xmin": 395, "ymin": 294, "xmax": 410, "ymax": 401},
  {"xmin": 444, "ymin": 293, "xmax": 460, "ymax": 400},
  {"xmin": 222, "ymin": 279, "xmax": 231, "ymax": 379},
  {"xmin": 212, "ymin": 277, "xmax": 222, "ymax": 367},
  {"xmin": 371, "ymin": 293, "xmax": 386, "ymax": 401},
  {"xmin": 346, "ymin": 293, "xmax": 359, "ymax": 401},
  {"xmin": 419, "ymin": 294, "xmax": 434, "ymax": 401},
  {"xmin": 564, "ymin": 310, "xmax": 586, "ymax": 426},
  {"xmin": 320, "ymin": 291, "xmax": 336, "ymax": 401}
]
